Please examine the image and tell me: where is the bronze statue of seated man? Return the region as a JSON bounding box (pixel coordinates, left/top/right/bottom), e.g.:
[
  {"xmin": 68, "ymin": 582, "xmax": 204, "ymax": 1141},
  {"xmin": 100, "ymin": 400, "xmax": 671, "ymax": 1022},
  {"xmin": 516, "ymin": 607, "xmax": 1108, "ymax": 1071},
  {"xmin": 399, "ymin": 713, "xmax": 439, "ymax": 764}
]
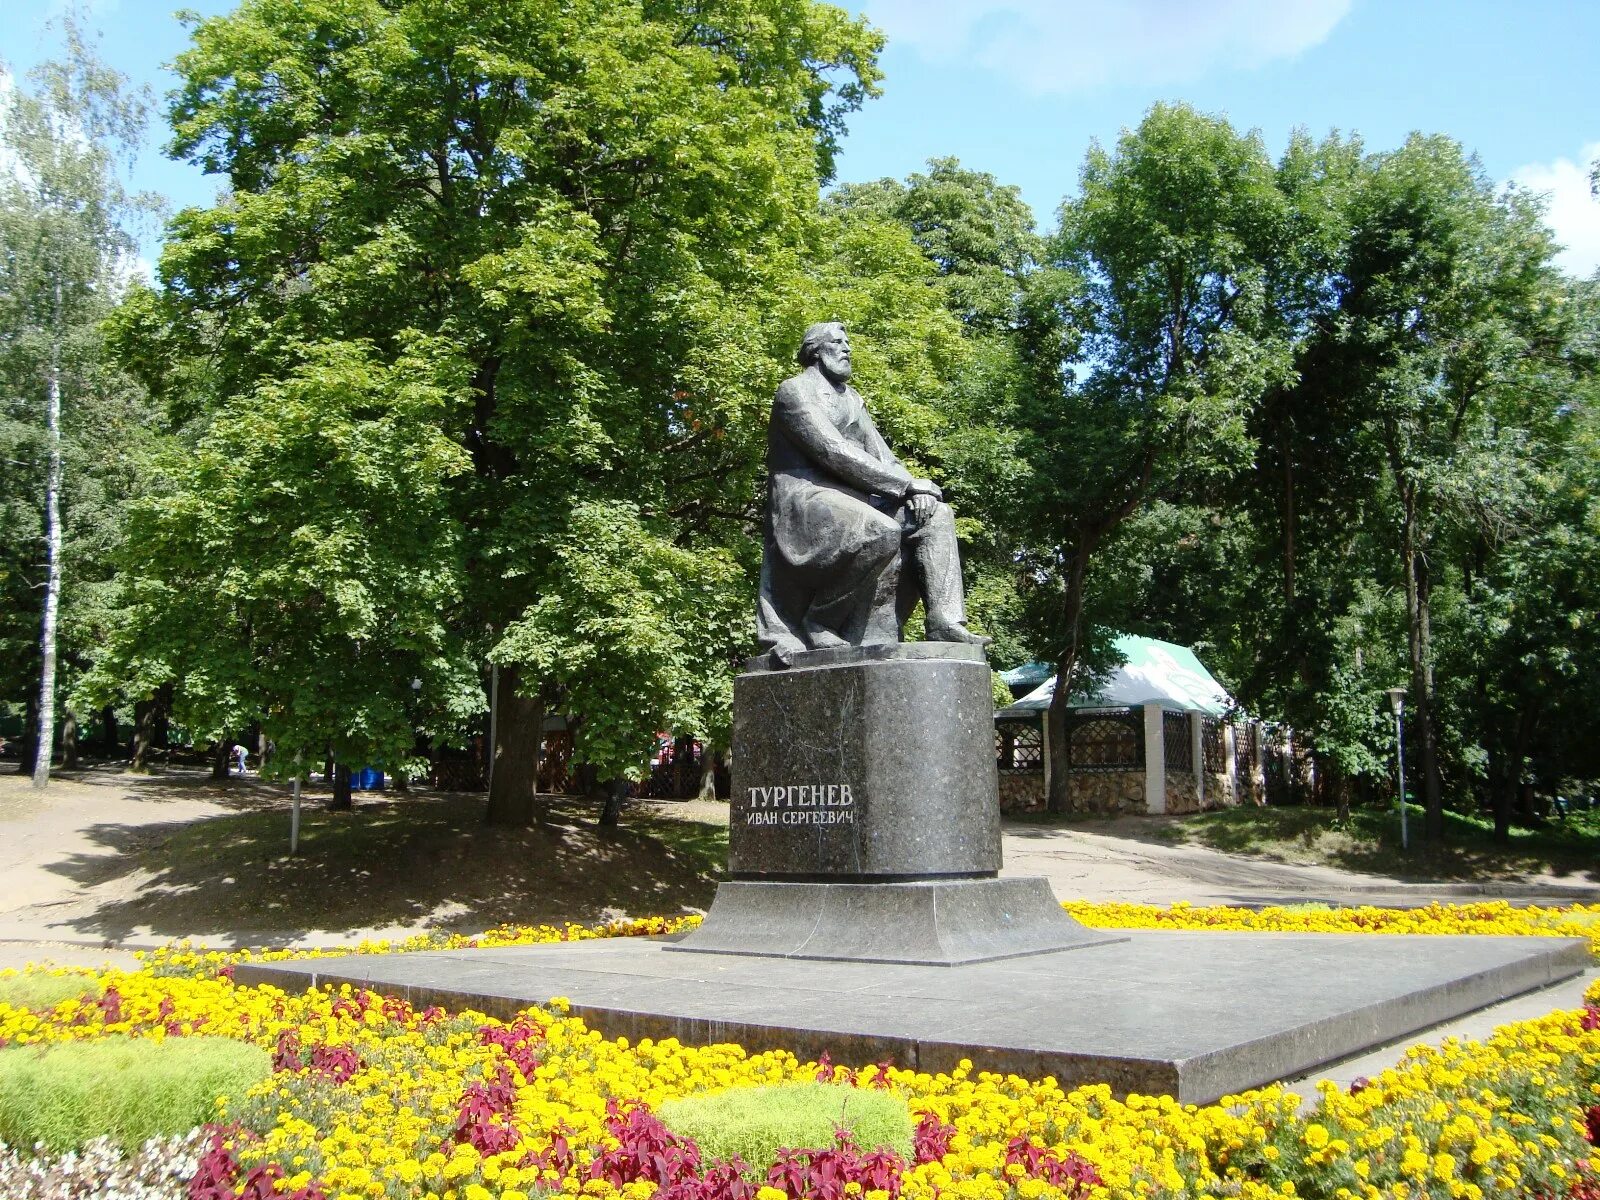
[{"xmin": 756, "ymin": 321, "xmax": 990, "ymax": 662}]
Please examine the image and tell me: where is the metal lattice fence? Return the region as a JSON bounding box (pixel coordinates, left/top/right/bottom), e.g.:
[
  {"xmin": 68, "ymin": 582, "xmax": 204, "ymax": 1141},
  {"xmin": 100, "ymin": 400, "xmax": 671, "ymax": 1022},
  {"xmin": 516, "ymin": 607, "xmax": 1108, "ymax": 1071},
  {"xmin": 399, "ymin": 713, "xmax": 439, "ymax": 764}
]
[
  {"xmin": 1063, "ymin": 708, "xmax": 1143, "ymax": 772},
  {"xmin": 429, "ymin": 757, "xmax": 485, "ymax": 791},
  {"xmin": 1201, "ymin": 716, "xmax": 1227, "ymax": 774},
  {"xmin": 1163, "ymin": 710, "xmax": 1193, "ymax": 771},
  {"xmin": 996, "ymin": 718, "xmax": 1045, "ymax": 770},
  {"xmin": 1264, "ymin": 735, "xmax": 1295, "ymax": 805},
  {"xmin": 426, "ymin": 729, "xmax": 573, "ymax": 794},
  {"xmin": 539, "ymin": 730, "xmax": 574, "ymax": 794},
  {"xmin": 632, "ymin": 739, "xmax": 728, "ymax": 799}
]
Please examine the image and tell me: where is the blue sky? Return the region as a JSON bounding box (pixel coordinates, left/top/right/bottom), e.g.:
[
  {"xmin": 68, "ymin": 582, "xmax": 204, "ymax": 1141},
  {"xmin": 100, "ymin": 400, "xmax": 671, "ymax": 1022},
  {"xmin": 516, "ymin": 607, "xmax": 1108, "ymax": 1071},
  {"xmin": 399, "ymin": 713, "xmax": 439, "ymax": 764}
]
[{"xmin": 6, "ymin": 0, "xmax": 1599, "ymax": 274}]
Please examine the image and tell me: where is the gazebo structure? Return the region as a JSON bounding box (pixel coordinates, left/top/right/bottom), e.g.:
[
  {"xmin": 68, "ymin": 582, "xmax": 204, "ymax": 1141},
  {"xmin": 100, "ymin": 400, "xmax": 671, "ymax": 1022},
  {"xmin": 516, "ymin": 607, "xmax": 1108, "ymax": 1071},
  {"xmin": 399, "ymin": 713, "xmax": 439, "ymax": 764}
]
[{"xmin": 994, "ymin": 634, "xmax": 1273, "ymax": 814}]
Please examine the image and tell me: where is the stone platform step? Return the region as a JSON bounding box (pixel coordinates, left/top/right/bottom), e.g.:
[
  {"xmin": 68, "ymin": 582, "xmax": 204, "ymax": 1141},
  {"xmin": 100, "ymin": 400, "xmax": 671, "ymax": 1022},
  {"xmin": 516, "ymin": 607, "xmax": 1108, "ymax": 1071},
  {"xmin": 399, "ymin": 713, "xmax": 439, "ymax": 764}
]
[
  {"xmin": 234, "ymin": 929, "xmax": 1587, "ymax": 1104},
  {"xmin": 669, "ymin": 877, "xmax": 1125, "ymax": 965}
]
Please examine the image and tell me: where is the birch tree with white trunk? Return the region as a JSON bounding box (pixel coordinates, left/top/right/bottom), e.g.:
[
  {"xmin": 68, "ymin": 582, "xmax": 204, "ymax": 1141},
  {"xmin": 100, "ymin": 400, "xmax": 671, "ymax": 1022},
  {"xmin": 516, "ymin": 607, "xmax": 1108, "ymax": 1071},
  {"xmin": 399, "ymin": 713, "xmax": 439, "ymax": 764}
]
[{"xmin": 0, "ymin": 20, "xmax": 151, "ymax": 787}]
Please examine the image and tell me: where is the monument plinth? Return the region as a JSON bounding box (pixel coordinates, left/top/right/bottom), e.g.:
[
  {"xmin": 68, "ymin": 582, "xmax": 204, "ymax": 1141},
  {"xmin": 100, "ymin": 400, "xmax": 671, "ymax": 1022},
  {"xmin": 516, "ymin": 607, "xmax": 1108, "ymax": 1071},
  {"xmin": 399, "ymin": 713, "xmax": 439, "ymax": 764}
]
[
  {"xmin": 671, "ymin": 643, "xmax": 1121, "ymax": 965},
  {"xmin": 729, "ymin": 643, "xmax": 1000, "ymax": 881}
]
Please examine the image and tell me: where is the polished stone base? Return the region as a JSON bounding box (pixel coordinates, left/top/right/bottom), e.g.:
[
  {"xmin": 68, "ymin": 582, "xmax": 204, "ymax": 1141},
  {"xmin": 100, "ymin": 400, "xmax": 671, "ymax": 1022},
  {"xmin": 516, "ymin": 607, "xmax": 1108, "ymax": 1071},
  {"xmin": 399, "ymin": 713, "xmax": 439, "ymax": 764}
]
[
  {"xmin": 730, "ymin": 643, "xmax": 1001, "ymax": 880},
  {"xmin": 667, "ymin": 877, "xmax": 1124, "ymax": 965},
  {"xmin": 233, "ymin": 930, "xmax": 1589, "ymax": 1105}
]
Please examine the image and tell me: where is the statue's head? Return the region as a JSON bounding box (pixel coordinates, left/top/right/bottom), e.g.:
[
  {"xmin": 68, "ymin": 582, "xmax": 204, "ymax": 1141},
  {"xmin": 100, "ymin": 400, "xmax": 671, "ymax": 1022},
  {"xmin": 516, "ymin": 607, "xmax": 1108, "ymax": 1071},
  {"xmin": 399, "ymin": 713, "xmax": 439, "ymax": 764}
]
[{"xmin": 797, "ymin": 321, "xmax": 852, "ymax": 383}]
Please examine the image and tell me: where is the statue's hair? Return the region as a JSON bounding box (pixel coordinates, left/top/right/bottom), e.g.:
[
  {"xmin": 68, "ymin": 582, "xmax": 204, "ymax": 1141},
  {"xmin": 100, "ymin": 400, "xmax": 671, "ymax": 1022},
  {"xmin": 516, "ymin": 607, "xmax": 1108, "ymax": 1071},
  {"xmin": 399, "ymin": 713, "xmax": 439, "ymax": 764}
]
[{"xmin": 796, "ymin": 321, "xmax": 846, "ymax": 366}]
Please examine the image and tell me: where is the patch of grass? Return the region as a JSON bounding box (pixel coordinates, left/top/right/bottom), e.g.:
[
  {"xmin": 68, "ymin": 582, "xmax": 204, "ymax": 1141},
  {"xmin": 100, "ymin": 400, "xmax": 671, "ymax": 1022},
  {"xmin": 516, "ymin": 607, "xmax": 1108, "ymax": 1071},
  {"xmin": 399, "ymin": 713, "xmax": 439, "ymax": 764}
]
[
  {"xmin": 0, "ymin": 971, "xmax": 98, "ymax": 1012},
  {"xmin": 1166, "ymin": 801, "xmax": 1600, "ymax": 882},
  {"xmin": 0, "ymin": 1035, "xmax": 270, "ymax": 1152},
  {"xmin": 621, "ymin": 807, "xmax": 729, "ymax": 864},
  {"xmin": 71, "ymin": 788, "xmax": 730, "ymax": 940},
  {"xmin": 658, "ymin": 1082, "xmax": 913, "ymax": 1170},
  {"xmin": 1137, "ymin": 820, "xmax": 1185, "ymax": 843}
]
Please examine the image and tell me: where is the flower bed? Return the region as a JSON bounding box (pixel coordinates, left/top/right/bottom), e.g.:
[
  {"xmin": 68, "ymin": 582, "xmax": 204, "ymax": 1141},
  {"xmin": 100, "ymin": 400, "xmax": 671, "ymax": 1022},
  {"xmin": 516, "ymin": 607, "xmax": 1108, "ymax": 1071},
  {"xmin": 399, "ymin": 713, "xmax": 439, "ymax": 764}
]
[{"xmin": 1, "ymin": 902, "xmax": 1598, "ymax": 1200}]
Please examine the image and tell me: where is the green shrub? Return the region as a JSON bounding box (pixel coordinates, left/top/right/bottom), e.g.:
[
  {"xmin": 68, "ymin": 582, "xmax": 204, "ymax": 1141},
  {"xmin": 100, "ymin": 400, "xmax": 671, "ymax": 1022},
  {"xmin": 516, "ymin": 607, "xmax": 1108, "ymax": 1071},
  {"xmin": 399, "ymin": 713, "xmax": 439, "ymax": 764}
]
[
  {"xmin": 658, "ymin": 1082, "xmax": 913, "ymax": 1170},
  {"xmin": 0, "ymin": 1035, "xmax": 271, "ymax": 1152},
  {"xmin": 0, "ymin": 971, "xmax": 97, "ymax": 1012}
]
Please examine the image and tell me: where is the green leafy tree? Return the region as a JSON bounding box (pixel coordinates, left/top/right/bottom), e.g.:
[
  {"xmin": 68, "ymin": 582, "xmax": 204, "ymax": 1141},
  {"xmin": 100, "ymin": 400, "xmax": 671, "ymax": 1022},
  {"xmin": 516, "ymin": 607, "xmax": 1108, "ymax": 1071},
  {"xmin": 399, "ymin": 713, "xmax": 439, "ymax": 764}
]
[
  {"xmin": 0, "ymin": 20, "xmax": 157, "ymax": 785},
  {"xmin": 1019, "ymin": 103, "xmax": 1292, "ymax": 811},
  {"xmin": 1321, "ymin": 136, "xmax": 1563, "ymax": 841},
  {"xmin": 85, "ymin": 338, "xmax": 483, "ymax": 795},
  {"xmin": 493, "ymin": 501, "xmax": 746, "ymax": 821},
  {"xmin": 1125, "ymin": 129, "xmax": 1392, "ymax": 804},
  {"xmin": 1443, "ymin": 275, "xmax": 1600, "ymax": 837},
  {"xmin": 1129, "ymin": 132, "xmax": 1589, "ymax": 836},
  {"xmin": 108, "ymin": 0, "xmax": 891, "ymax": 818},
  {"xmin": 829, "ymin": 156, "xmax": 1041, "ymax": 333}
]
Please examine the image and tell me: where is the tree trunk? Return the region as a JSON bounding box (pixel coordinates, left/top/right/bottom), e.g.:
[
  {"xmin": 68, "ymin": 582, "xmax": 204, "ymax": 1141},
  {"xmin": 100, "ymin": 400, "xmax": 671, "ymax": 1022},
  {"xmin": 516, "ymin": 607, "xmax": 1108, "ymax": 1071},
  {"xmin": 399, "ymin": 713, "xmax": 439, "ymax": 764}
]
[
  {"xmin": 60, "ymin": 709, "xmax": 79, "ymax": 770},
  {"xmin": 152, "ymin": 682, "xmax": 173, "ymax": 749},
  {"xmin": 1399, "ymin": 484, "xmax": 1445, "ymax": 843},
  {"xmin": 484, "ymin": 663, "xmax": 545, "ymax": 826},
  {"xmin": 1517, "ymin": 780, "xmax": 1538, "ymax": 822},
  {"xmin": 100, "ymin": 705, "xmax": 118, "ymax": 754},
  {"xmin": 328, "ymin": 763, "xmax": 352, "ymax": 811},
  {"xmin": 1280, "ymin": 414, "xmax": 1296, "ymax": 608},
  {"xmin": 698, "ymin": 746, "xmax": 723, "ymax": 800},
  {"xmin": 1046, "ymin": 541, "xmax": 1093, "ymax": 813},
  {"xmin": 1491, "ymin": 713, "xmax": 1530, "ymax": 844},
  {"xmin": 211, "ymin": 740, "xmax": 231, "ymax": 781},
  {"xmin": 573, "ymin": 761, "xmax": 597, "ymax": 799},
  {"xmin": 31, "ymin": 283, "xmax": 65, "ymax": 791},
  {"xmin": 598, "ymin": 777, "xmax": 629, "ymax": 827},
  {"xmin": 1320, "ymin": 752, "xmax": 1349, "ymax": 822},
  {"xmin": 129, "ymin": 697, "xmax": 156, "ymax": 773}
]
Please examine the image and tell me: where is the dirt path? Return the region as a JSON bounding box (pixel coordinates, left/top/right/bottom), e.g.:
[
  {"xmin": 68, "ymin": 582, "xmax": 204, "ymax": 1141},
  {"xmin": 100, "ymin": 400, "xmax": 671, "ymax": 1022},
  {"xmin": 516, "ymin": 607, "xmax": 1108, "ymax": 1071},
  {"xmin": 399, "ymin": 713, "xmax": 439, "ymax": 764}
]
[{"xmin": 2, "ymin": 767, "xmax": 1596, "ymax": 972}]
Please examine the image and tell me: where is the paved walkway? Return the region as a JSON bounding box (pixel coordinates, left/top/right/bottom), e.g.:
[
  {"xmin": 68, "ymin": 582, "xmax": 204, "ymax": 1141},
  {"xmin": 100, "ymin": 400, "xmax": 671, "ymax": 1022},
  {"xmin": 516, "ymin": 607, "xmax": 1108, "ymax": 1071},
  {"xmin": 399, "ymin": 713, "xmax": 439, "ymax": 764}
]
[{"xmin": 1001, "ymin": 820, "xmax": 1600, "ymax": 908}]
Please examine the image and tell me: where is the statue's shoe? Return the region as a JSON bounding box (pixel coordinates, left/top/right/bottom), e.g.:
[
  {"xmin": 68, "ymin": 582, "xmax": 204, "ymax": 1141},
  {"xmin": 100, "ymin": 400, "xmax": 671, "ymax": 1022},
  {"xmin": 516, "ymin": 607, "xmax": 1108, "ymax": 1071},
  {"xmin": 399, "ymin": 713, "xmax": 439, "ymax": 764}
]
[{"xmin": 926, "ymin": 623, "xmax": 993, "ymax": 647}]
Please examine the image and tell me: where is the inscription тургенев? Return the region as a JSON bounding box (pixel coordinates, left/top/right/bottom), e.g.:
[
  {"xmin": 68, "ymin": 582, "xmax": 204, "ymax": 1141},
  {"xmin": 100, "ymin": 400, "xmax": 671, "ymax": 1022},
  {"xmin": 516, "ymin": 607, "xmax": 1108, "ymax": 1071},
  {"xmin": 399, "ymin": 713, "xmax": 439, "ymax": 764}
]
[{"xmin": 743, "ymin": 783, "xmax": 856, "ymax": 826}]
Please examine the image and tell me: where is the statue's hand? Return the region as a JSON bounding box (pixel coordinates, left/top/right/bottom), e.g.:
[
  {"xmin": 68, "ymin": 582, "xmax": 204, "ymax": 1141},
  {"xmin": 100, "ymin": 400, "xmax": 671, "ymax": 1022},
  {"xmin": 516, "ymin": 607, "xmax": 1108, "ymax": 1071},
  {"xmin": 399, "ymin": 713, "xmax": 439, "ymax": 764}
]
[
  {"xmin": 907, "ymin": 492, "xmax": 938, "ymax": 524},
  {"xmin": 907, "ymin": 477, "xmax": 943, "ymax": 500}
]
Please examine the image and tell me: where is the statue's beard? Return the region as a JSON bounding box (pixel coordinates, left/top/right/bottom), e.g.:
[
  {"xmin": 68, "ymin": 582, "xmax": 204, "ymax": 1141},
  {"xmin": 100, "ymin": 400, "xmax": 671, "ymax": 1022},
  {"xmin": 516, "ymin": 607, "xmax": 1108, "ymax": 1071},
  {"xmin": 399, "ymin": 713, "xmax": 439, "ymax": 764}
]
[{"xmin": 821, "ymin": 355, "xmax": 852, "ymax": 382}]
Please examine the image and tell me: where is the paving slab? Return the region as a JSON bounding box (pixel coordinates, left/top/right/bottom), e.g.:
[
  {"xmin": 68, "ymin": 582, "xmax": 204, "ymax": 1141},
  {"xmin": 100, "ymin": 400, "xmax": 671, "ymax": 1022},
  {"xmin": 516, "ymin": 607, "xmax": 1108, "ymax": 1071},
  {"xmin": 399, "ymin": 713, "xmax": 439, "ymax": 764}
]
[
  {"xmin": 234, "ymin": 930, "xmax": 1587, "ymax": 1104},
  {"xmin": 1279, "ymin": 964, "xmax": 1600, "ymax": 1104}
]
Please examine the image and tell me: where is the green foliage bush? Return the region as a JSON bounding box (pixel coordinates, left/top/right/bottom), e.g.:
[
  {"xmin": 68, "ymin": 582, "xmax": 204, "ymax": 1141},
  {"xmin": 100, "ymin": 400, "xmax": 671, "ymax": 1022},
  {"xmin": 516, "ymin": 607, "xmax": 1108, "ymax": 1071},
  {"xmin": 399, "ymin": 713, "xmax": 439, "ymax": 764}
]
[
  {"xmin": 0, "ymin": 1035, "xmax": 270, "ymax": 1152},
  {"xmin": 658, "ymin": 1082, "xmax": 913, "ymax": 1170},
  {"xmin": 0, "ymin": 971, "xmax": 97, "ymax": 1012}
]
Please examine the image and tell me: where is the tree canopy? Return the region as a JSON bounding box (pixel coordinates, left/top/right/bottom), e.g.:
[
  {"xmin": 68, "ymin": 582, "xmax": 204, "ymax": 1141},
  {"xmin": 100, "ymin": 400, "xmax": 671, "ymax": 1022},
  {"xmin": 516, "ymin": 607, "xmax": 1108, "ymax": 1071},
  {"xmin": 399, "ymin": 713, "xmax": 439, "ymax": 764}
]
[
  {"xmin": 97, "ymin": 0, "xmax": 974, "ymax": 816},
  {"xmin": 7, "ymin": 5, "xmax": 1597, "ymax": 846}
]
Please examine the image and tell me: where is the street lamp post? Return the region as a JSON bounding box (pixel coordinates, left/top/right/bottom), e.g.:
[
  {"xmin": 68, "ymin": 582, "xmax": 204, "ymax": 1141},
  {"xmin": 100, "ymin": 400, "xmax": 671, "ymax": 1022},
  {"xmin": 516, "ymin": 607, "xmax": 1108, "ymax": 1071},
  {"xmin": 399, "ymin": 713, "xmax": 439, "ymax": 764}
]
[{"xmin": 1385, "ymin": 687, "xmax": 1408, "ymax": 851}]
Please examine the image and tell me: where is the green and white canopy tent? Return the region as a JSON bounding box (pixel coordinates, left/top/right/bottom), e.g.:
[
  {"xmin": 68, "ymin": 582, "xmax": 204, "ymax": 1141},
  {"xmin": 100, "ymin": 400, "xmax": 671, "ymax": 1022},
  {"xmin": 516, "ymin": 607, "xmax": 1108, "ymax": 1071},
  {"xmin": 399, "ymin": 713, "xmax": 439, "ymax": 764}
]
[{"xmin": 999, "ymin": 634, "xmax": 1234, "ymax": 718}]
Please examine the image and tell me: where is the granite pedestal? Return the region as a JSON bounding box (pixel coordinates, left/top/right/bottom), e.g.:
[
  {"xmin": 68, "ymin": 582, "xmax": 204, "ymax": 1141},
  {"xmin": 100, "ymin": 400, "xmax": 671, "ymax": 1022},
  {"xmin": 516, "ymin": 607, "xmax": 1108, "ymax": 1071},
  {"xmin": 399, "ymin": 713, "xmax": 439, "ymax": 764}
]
[
  {"xmin": 235, "ymin": 930, "xmax": 1588, "ymax": 1105},
  {"xmin": 670, "ymin": 642, "xmax": 1114, "ymax": 964}
]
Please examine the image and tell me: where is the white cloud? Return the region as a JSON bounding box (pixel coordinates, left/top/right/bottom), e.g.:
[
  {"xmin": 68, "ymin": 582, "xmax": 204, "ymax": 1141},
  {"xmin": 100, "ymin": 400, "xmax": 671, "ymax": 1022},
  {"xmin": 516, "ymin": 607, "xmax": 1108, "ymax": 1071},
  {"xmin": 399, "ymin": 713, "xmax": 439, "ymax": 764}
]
[
  {"xmin": 861, "ymin": 0, "xmax": 1351, "ymax": 95},
  {"xmin": 1509, "ymin": 143, "xmax": 1600, "ymax": 278}
]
